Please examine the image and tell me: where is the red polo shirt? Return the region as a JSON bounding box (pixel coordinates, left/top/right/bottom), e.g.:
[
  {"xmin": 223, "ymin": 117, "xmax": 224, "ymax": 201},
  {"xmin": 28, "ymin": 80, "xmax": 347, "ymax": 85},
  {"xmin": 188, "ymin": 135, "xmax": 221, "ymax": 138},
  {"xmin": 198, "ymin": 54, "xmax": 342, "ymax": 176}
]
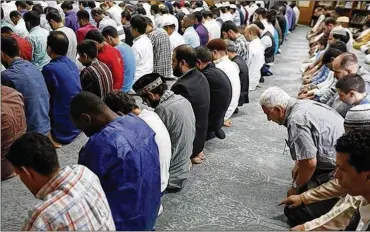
[
  {"xmin": 76, "ymin": 24, "xmax": 97, "ymax": 44},
  {"xmin": 97, "ymin": 44, "xmax": 124, "ymax": 90},
  {"xmin": 11, "ymin": 34, "xmax": 32, "ymax": 61}
]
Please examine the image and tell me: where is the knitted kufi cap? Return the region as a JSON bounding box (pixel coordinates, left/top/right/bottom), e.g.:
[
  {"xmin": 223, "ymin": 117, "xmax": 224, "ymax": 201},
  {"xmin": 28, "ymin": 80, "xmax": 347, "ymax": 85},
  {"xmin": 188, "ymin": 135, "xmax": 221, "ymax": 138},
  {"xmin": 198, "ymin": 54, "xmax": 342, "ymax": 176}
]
[{"xmin": 344, "ymin": 104, "xmax": 370, "ymax": 130}]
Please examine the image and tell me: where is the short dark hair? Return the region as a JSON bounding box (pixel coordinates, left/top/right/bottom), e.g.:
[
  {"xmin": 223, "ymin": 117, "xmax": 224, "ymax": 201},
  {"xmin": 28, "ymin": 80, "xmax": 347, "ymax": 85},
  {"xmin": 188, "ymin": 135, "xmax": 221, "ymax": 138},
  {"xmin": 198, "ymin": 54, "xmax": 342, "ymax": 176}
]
[
  {"xmin": 136, "ymin": 6, "xmax": 147, "ymax": 15},
  {"xmin": 9, "ymin": 10, "xmax": 21, "ymax": 18},
  {"xmin": 77, "ymin": 39, "xmax": 98, "ymax": 58},
  {"xmin": 329, "ymin": 41, "xmax": 347, "ymax": 53},
  {"xmin": 333, "ymin": 31, "xmax": 350, "ymax": 44},
  {"xmin": 221, "ymin": 20, "xmax": 238, "ymax": 33},
  {"xmin": 102, "ymin": 26, "xmax": 119, "ymax": 38},
  {"xmin": 151, "ymin": 5, "xmax": 160, "ymax": 14},
  {"xmin": 1, "ymin": 37, "xmax": 19, "ymax": 58},
  {"xmin": 77, "ymin": 9, "xmax": 90, "ymax": 20},
  {"xmin": 325, "ymin": 17, "xmax": 336, "ymax": 26},
  {"xmin": 255, "ymin": 7, "xmax": 267, "ymax": 18},
  {"xmin": 32, "ymin": 4, "xmax": 44, "ymax": 14},
  {"xmin": 44, "ymin": 6, "xmax": 58, "ymax": 15},
  {"xmin": 87, "ymin": 1, "xmax": 96, "ymax": 8},
  {"xmin": 267, "ymin": 9, "xmax": 277, "ymax": 24},
  {"xmin": 174, "ymin": 44, "xmax": 198, "ymax": 68},
  {"xmin": 193, "ymin": 11, "xmax": 203, "ymax": 23},
  {"xmin": 61, "ymin": 1, "xmax": 73, "ymax": 10},
  {"xmin": 130, "ymin": 15, "xmax": 147, "ymax": 34},
  {"xmin": 7, "ymin": 133, "xmax": 60, "ymax": 176},
  {"xmin": 70, "ymin": 91, "xmax": 108, "ymax": 119},
  {"xmin": 104, "ymin": 91, "xmax": 139, "ymax": 114},
  {"xmin": 143, "ymin": 16, "xmax": 153, "ymax": 26},
  {"xmin": 15, "ymin": 1, "xmax": 27, "ymax": 9},
  {"xmin": 195, "ymin": 46, "xmax": 212, "ymax": 63},
  {"xmin": 251, "ymin": 20, "xmax": 265, "ymax": 30},
  {"xmin": 322, "ymin": 48, "xmax": 342, "ymax": 65},
  {"xmin": 318, "ymin": 37, "xmax": 328, "ymax": 46},
  {"xmin": 23, "ymin": 10, "xmax": 40, "ymax": 27},
  {"xmin": 202, "ymin": 10, "xmax": 213, "ymax": 19},
  {"xmin": 1, "ymin": 26, "xmax": 14, "ymax": 34},
  {"xmin": 47, "ymin": 31, "xmax": 69, "ymax": 56},
  {"xmin": 46, "ymin": 10, "xmax": 62, "ymax": 23},
  {"xmin": 336, "ymin": 74, "xmax": 366, "ymax": 94},
  {"xmin": 91, "ymin": 7, "xmax": 104, "ymax": 16},
  {"xmin": 132, "ymin": 73, "xmax": 168, "ymax": 96},
  {"xmin": 335, "ymin": 131, "xmax": 370, "ymax": 173},
  {"xmin": 85, "ymin": 29, "xmax": 105, "ymax": 43},
  {"xmin": 121, "ymin": 10, "xmax": 131, "ymax": 21}
]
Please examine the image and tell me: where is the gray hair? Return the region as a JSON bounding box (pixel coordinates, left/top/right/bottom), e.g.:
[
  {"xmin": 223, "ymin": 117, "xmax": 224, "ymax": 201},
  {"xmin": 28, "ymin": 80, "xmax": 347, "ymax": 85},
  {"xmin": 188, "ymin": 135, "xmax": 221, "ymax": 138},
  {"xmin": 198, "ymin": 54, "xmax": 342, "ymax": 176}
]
[{"xmin": 259, "ymin": 87, "xmax": 291, "ymax": 108}]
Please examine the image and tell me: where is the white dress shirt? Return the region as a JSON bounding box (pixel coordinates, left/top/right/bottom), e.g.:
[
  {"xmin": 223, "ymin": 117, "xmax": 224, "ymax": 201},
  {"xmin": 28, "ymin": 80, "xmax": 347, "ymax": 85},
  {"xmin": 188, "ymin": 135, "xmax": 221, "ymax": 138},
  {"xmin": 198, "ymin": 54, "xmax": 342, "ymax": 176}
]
[
  {"xmin": 183, "ymin": 26, "xmax": 200, "ymax": 48},
  {"xmin": 169, "ymin": 31, "xmax": 185, "ymax": 52},
  {"xmin": 139, "ymin": 109, "xmax": 172, "ymax": 193},
  {"xmin": 98, "ymin": 16, "xmax": 118, "ymax": 32},
  {"xmin": 204, "ymin": 19, "xmax": 221, "ymax": 40},
  {"xmin": 107, "ymin": 4, "xmax": 123, "ymax": 26},
  {"xmin": 214, "ymin": 56, "xmax": 241, "ymax": 120},
  {"xmin": 357, "ymin": 204, "xmax": 370, "ymax": 231},
  {"xmin": 14, "ymin": 19, "xmax": 29, "ymax": 38},
  {"xmin": 164, "ymin": 13, "xmax": 179, "ymax": 32},
  {"xmin": 57, "ymin": 26, "xmax": 77, "ymax": 62},
  {"xmin": 132, "ymin": 34, "xmax": 154, "ymax": 82},
  {"xmin": 248, "ymin": 38, "xmax": 265, "ymax": 91}
]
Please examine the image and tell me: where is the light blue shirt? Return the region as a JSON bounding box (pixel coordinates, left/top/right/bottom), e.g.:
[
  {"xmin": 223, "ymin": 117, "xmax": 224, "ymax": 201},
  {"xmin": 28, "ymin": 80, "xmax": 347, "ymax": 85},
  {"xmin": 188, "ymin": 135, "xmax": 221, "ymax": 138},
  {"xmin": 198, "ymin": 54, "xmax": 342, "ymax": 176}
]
[
  {"xmin": 28, "ymin": 26, "xmax": 51, "ymax": 70},
  {"xmin": 1, "ymin": 19, "xmax": 15, "ymax": 31},
  {"xmin": 183, "ymin": 26, "xmax": 200, "ymax": 48},
  {"xmin": 116, "ymin": 42, "xmax": 136, "ymax": 92},
  {"xmin": 312, "ymin": 66, "xmax": 329, "ymax": 85}
]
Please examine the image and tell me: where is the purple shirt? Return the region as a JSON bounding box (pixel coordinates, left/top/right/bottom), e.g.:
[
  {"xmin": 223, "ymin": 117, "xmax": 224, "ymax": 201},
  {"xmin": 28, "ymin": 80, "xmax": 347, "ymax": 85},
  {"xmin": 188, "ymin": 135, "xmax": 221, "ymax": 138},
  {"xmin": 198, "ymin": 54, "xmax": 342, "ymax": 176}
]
[
  {"xmin": 285, "ymin": 5, "xmax": 294, "ymax": 30},
  {"xmin": 64, "ymin": 10, "xmax": 79, "ymax": 32},
  {"xmin": 194, "ymin": 23, "xmax": 209, "ymax": 46}
]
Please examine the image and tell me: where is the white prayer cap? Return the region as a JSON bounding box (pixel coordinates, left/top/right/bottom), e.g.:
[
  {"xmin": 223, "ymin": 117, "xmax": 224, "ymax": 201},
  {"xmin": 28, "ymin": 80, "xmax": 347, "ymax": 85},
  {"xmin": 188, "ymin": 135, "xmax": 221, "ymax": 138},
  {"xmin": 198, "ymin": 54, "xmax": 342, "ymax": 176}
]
[
  {"xmin": 215, "ymin": 3, "xmax": 223, "ymax": 8},
  {"xmin": 161, "ymin": 15, "xmax": 175, "ymax": 27},
  {"xmin": 337, "ymin": 16, "xmax": 349, "ymax": 23},
  {"xmin": 230, "ymin": 4, "xmax": 237, "ymax": 9},
  {"xmin": 222, "ymin": 2, "xmax": 230, "ymax": 7}
]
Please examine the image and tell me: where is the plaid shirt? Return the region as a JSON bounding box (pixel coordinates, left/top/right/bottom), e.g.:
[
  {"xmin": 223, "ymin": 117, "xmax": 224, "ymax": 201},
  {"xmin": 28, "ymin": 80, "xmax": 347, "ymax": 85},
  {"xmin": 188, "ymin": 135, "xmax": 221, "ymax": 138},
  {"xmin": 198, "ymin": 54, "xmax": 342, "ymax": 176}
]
[
  {"xmin": 22, "ymin": 165, "xmax": 116, "ymax": 231},
  {"xmin": 148, "ymin": 28, "xmax": 172, "ymax": 77},
  {"xmin": 234, "ymin": 34, "xmax": 249, "ymax": 65},
  {"xmin": 80, "ymin": 59, "xmax": 113, "ymax": 99}
]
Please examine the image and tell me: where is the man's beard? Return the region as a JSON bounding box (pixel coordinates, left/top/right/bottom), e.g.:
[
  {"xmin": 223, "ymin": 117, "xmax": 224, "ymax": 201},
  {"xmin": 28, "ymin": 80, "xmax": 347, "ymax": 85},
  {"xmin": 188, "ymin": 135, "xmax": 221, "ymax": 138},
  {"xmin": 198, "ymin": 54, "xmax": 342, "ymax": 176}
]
[
  {"xmin": 148, "ymin": 99, "xmax": 160, "ymax": 108},
  {"xmin": 173, "ymin": 63, "xmax": 183, "ymax": 77}
]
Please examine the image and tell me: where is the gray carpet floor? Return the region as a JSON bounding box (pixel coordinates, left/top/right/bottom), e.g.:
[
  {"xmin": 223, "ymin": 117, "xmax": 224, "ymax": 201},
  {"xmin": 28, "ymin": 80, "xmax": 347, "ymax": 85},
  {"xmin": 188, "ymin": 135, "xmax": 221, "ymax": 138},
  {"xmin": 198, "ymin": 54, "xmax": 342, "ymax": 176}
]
[{"xmin": 3, "ymin": 26, "xmax": 365, "ymax": 231}]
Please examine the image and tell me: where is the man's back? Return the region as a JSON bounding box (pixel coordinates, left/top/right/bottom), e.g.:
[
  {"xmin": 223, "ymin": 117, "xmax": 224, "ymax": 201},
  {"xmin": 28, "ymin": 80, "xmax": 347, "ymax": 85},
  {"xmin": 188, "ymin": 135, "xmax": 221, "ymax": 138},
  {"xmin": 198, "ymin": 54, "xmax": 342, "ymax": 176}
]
[
  {"xmin": 155, "ymin": 90, "xmax": 195, "ymax": 189},
  {"xmin": 132, "ymin": 34, "xmax": 154, "ymax": 82},
  {"xmin": 28, "ymin": 26, "xmax": 51, "ymax": 70},
  {"xmin": 42, "ymin": 56, "xmax": 81, "ymax": 144},
  {"xmin": 78, "ymin": 115, "xmax": 161, "ymax": 231},
  {"xmin": 22, "ymin": 165, "xmax": 116, "ymax": 231},
  {"xmin": 116, "ymin": 42, "xmax": 136, "ymax": 92},
  {"xmin": 2, "ymin": 59, "xmax": 50, "ymax": 135},
  {"xmin": 232, "ymin": 55, "xmax": 250, "ymax": 105},
  {"xmin": 148, "ymin": 28, "xmax": 172, "ymax": 78},
  {"xmin": 97, "ymin": 44, "xmax": 124, "ymax": 90},
  {"xmin": 183, "ymin": 26, "xmax": 201, "ymax": 48},
  {"xmin": 11, "ymin": 34, "xmax": 32, "ymax": 61}
]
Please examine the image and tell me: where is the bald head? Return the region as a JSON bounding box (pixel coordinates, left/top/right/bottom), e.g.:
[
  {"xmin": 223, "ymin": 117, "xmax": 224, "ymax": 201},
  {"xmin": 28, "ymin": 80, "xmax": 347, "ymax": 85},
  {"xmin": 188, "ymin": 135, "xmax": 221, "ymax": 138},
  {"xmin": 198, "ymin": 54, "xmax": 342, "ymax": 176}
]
[
  {"xmin": 182, "ymin": 14, "xmax": 195, "ymax": 29},
  {"xmin": 244, "ymin": 24, "xmax": 260, "ymax": 41},
  {"xmin": 332, "ymin": 53, "xmax": 359, "ymax": 80}
]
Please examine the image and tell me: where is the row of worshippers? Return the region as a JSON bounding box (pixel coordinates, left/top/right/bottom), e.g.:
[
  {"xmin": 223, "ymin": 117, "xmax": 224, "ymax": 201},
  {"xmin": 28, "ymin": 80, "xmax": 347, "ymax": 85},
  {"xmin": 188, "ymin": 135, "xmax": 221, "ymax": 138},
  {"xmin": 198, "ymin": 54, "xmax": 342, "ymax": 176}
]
[{"xmin": 260, "ymin": 14, "xmax": 370, "ymax": 231}]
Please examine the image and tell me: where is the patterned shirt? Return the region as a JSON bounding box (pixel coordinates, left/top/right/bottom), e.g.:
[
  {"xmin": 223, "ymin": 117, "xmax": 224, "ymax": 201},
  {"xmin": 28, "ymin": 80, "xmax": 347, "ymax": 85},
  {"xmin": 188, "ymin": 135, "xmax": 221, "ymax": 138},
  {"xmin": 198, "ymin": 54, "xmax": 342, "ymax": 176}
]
[
  {"xmin": 80, "ymin": 59, "xmax": 113, "ymax": 99},
  {"xmin": 148, "ymin": 28, "xmax": 172, "ymax": 78},
  {"xmin": 234, "ymin": 34, "xmax": 249, "ymax": 65},
  {"xmin": 22, "ymin": 165, "xmax": 116, "ymax": 231}
]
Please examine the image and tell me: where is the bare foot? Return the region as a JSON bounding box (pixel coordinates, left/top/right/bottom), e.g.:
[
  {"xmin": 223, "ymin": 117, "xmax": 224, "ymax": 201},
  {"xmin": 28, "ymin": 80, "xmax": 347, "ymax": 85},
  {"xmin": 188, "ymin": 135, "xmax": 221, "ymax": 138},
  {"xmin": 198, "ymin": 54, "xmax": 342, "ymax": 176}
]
[
  {"xmin": 191, "ymin": 157, "xmax": 203, "ymax": 164},
  {"xmin": 47, "ymin": 133, "xmax": 62, "ymax": 149},
  {"xmin": 224, "ymin": 120, "xmax": 232, "ymax": 127},
  {"xmin": 199, "ymin": 151, "xmax": 205, "ymax": 160}
]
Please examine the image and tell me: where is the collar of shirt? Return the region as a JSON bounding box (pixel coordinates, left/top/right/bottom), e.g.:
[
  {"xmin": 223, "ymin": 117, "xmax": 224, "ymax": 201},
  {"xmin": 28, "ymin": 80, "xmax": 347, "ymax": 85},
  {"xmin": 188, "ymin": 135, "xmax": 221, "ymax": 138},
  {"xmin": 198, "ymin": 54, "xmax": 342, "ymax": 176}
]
[
  {"xmin": 282, "ymin": 98, "xmax": 297, "ymax": 126},
  {"xmin": 133, "ymin": 33, "xmax": 147, "ymax": 43},
  {"xmin": 178, "ymin": 67, "xmax": 195, "ymax": 80},
  {"xmin": 29, "ymin": 25, "xmax": 42, "ymax": 34},
  {"xmin": 184, "ymin": 26, "xmax": 195, "ymax": 33},
  {"xmin": 36, "ymin": 166, "xmax": 72, "ymax": 200},
  {"xmin": 359, "ymin": 204, "xmax": 370, "ymax": 229},
  {"xmin": 159, "ymin": 90, "xmax": 175, "ymax": 104},
  {"xmin": 214, "ymin": 55, "xmax": 229, "ymax": 64},
  {"xmin": 359, "ymin": 95, "xmax": 370, "ymax": 105},
  {"xmin": 8, "ymin": 57, "xmax": 23, "ymax": 67}
]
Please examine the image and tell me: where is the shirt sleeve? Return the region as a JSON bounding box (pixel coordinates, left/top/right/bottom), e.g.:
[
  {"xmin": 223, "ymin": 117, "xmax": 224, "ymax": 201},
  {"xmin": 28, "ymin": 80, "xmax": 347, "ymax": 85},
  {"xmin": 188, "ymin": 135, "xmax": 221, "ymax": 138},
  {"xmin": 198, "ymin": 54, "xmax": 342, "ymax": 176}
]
[
  {"xmin": 301, "ymin": 179, "xmax": 346, "ymax": 205},
  {"xmin": 287, "ymin": 121, "xmax": 317, "ymax": 161}
]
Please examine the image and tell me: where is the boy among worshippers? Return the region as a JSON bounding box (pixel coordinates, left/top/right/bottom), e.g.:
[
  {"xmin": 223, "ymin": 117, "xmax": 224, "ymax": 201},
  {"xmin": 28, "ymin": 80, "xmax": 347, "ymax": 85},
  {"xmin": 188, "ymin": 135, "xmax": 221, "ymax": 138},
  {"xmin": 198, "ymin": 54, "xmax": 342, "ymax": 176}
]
[
  {"xmin": 280, "ymin": 104, "xmax": 370, "ymax": 231},
  {"xmin": 220, "ymin": 21, "xmax": 249, "ymax": 65},
  {"xmin": 181, "ymin": 14, "xmax": 201, "ymax": 48},
  {"xmin": 130, "ymin": 15, "xmax": 154, "ymax": 82},
  {"xmin": 1, "ymin": 37, "xmax": 60, "ymax": 147},
  {"xmin": 70, "ymin": 91, "xmax": 161, "ymax": 231},
  {"xmin": 1, "ymin": 26, "xmax": 32, "ymax": 61},
  {"xmin": 77, "ymin": 40, "xmax": 113, "ymax": 99},
  {"xmin": 195, "ymin": 46, "xmax": 232, "ymax": 140},
  {"xmin": 172, "ymin": 45, "xmax": 210, "ymax": 164},
  {"xmin": 336, "ymin": 74, "xmax": 370, "ymax": 106},
  {"xmin": 6, "ymin": 133, "xmax": 116, "ymax": 230},
  {"xmin": 76, "ymin": 9, "xmax": 97, "ymax": 44},
  {"xmin": 144, "ymin": 17, "xmax": 172, "ymax": 78},
  {"xmin": 193, "ymin": 12, "xmax": 209, "ymax": 46},
  {"xmin": 226, "ymin": 40, "xmax": 250, "ymax": 106},
  {"xmin": 42, "ymin": 31, "xmax": 81, "ymax": 145},
  {"xmin": 162, "ymin": 15, "xmax": 185, "ymax": 52},
  {"xmin": 102, "ymin": 26, "xmax": 136, "ymax": 92},
  {"xmin": 46, "ymin": 11, "xmax": 77, "ymax": 62},
  {"xmin": 104, "ymin": 91, "xmax": 171, "ymax": 196},
  {"xmin": 1, "ymin": 86, "xmax": 26, "ymax": 180},
  {"xmin": 23, "ymin": 10, "xmax": 50, "ymax": 70},
  {"xmin": 60, "ymin": 1, "xmax": 79, "ymax": 32},
  {"xmin": 202, "ymin": 10, "xmax": 221, "ymax": 40},
  {"xmin": 244, "ymin": 24, "xmax": 265, "ymax": 90},
  {"xmin": 91, "ymin": 7, "xmax": 117, "ymax": 32},
  {"xmin": 206, "ymin": 39, "xmax": 240, "ymax": 127},
  {"xmin": 9, "ymin": 10, "xmax": 29, "ymax": 38},
  {"xmin": 260, "ymin": 87, "xmax": 344, "ymax": 227},
  {"xmin": 85, "ymin": 29, "xmax": 124, "ymax": 90},
  {"xmin": 132, "ymin": 73, "xmax": 196, "ymax": 190}
]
